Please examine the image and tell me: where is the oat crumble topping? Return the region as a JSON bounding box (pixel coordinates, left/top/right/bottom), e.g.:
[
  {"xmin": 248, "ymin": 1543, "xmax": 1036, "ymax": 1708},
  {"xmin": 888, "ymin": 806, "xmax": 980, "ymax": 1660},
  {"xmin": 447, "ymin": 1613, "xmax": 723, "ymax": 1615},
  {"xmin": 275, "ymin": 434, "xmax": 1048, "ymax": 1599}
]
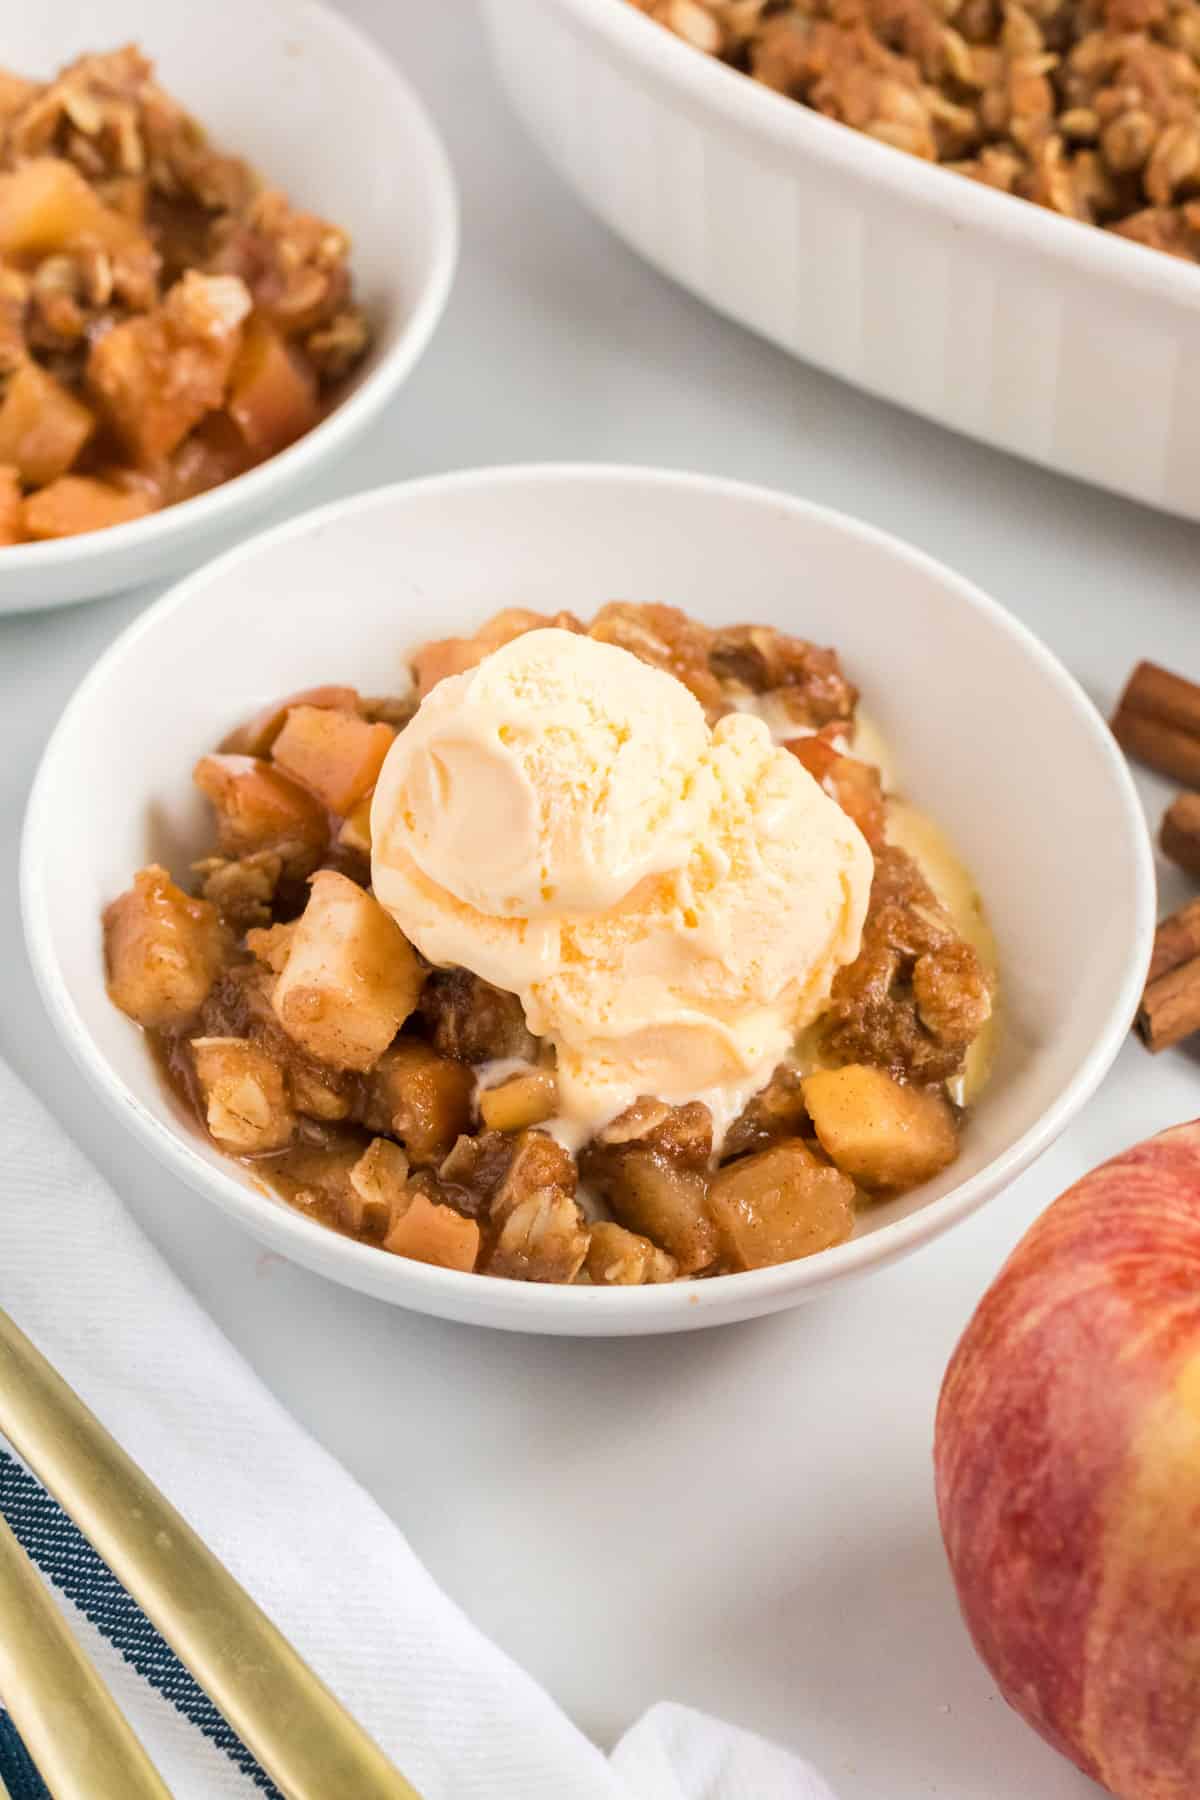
[{"xmin": 629, "ymin": 0, "xmax": 1200, "ymax": 260}]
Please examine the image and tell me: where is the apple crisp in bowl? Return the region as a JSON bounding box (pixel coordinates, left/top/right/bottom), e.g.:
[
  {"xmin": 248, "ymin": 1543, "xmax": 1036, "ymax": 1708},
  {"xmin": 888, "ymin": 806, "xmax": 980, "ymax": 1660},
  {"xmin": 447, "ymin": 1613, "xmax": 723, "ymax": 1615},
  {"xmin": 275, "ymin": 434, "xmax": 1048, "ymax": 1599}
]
[
  {"xmin": 100, "ymin": 599, "xmax": 999, "ymax": 1288},
  {"xmin": 0, "ymin": 46, "xmax": 370, "ymax": 545},
  {"xmin": 23, "ymin": 469, "xmax": 1151, "ymax": 1333},
  {"xmin": 0, "ymin": 2, "xmax": 456, "ymax": 611}
]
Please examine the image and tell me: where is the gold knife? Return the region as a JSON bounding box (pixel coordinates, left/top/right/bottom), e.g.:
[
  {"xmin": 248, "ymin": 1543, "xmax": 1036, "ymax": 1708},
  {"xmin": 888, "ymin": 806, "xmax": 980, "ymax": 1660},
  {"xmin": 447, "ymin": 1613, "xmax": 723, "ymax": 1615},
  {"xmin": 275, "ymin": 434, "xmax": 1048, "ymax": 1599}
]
[
  {"xmin": 0, "ymin": 1509, "xmax": 170, "ymax": 1799},
  {"xmin": 0, "ymin": 1307, "xmax": 423, "ymax": 1800}
]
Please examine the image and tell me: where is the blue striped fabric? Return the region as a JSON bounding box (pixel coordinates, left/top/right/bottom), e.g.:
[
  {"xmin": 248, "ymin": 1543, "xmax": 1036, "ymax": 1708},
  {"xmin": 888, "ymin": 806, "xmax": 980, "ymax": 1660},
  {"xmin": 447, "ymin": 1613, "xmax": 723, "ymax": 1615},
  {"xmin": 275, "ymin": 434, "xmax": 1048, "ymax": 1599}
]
[
  {"xmin": 0, "ymin": 1711, "xmax": 46, "ymax": 1800},
  {"xmin": 0, "ymin": 1450, "xmax": 279, "ymax": 1795}
]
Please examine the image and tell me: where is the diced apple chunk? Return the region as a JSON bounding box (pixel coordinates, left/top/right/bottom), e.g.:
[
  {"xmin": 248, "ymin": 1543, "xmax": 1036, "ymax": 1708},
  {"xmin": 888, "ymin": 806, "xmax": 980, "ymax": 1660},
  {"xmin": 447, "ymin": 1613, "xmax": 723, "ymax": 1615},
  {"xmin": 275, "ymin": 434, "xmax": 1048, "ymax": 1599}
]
[
  {"xmin": 786, "ymin": 737, "xmax": 885, "ymax": 848},
  {"xmin": 193, "ymin": 754, "xmax": 328, "ymax": 876},
  {"xmin": 347, "ymin": 1137, "xmax": 409, "ymax": 1236},
  {"xmin": 359, "ymin": 1039, "xmax": 473, "ymax": 1165},
  {"xmin": 478, "ymin": 1069, "xmax": 558, "ymax": 1133},
  {"xmin": 0, "ymin": 158, "xmax": 134, "ymax": 258},
  {"xmin": 271, "ymin": 870, "xmax": 422, "ymax": 1071},
  {"xmin": 168, "ymin": 413, "xmax": 252, "ymax": 503},
  {"xmin": 104, "ymin": 865, "xmax": 227, "ymax": 1030},
  {"xmin": 287, "ymin": 1063, "xmax": 353, "ymax": 1123},
  {"xmin": 271, "ymin": 706, "xmax": 395, "ymax": 816},
  {"xmin": 383, "ymin": 1189, "xmax": 480, "ymax": 1272},
  {"xmin": 0, "ymin": 465, "xmax": 22, "ymax": 545},
  {"xmin": 0, "ymin": 70, "xmax": 36, "ymax": 118},
  {"xmin": 265, "ymin": 1139, "xmax": 364, "ymax": 1232},
  {"xmin": 227, "ymin": 315, "xmax": 318, "ymax": 458},
  {"xmin": 166, "ymin": 270, "xmax": 253, "ymax": 338},
  {"xmin": 802, "ymin": 1065, "xmax": 959, "ymax": 1191},
  {"xmin": 87, "ymin": 272, "xmax": 251, "ymax": 464},
  {"xmin": 190, "ymin": 1037, "xmax": 294, "ymax": 1153},
  {"xmin": 582, "ymin": 1102, "xmax": 717, "ymax": 1274},
  {"xmin": 22, "ymin": 474, "xmax": 152, "ymax": 540},
  {"xmin": 409, "ymin": 611, "xmax": 580, "ymax": 699},
  {"xmin": 603, "ymin": 1150, "xmax": 717, "ymax": 1276},
  {"xmin": 585, "ymin": 1221, "xmax": 677, "ymax": 1285},
  {"xmin": 338, "ymin": 794, "xmax": 373, "ymax": 854},
  {"xmin": 411, "ymin": 635, "xmax": 490, "ymax": 698},
  {"xmin": 220, "ymin": 686, "xmax": 361, "ymax": 757},
  {"xmin": 466, "ymin": 608, "xmax": 582, "ymax": 660},
  {"xmin": 87, "ymin": 321, "xmax": 165, "ymax": 459},
  {"xmin": 709, "ymin": 1141, "xmax": 855, "ymax": 1270},
  {"xmin": 0, "ymin": 363, "xmax": 95, "ymax": 487}
]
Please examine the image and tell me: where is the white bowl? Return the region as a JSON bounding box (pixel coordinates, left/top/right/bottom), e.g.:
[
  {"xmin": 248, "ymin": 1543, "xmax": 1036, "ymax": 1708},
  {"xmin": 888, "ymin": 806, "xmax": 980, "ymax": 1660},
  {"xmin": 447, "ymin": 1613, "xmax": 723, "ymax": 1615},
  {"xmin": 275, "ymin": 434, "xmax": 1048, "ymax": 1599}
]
[
  {"xmin": 22, "ymin": 465, "xmax": 1155, "ymax": 1335},
  {"xmin": 482, "ymin": 0, "xmax": 1200, "ymax": 520},
  {"xmin": 0, "ymin": 0, "xmax": 457, "ymax": 614}
]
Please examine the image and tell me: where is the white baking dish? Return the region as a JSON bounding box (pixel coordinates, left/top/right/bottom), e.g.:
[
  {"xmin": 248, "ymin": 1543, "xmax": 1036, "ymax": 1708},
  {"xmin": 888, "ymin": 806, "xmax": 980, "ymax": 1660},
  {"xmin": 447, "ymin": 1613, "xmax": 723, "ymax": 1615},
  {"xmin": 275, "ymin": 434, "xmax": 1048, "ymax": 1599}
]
[{"xmin": 481, "ymin": 0, "xmax": 1200, "ymax": 518}]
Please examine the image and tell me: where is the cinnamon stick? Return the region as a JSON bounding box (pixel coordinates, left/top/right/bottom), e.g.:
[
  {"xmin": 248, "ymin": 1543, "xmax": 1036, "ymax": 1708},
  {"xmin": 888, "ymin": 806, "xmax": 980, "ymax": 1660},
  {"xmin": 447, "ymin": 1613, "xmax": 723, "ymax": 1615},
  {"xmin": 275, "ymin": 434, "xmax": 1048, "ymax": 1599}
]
[
  {"xmin": 1138, "ymin": 955, "xmax": 1200, "ymax": 1052},
  {"xmin": 1148, "ymin": 895, "xmax": 1200, "ymax": 983},
  {"xmin": 1112, "ymin": 661, "xmax": 1200, "ymax": 786},
  {"xmin": 1114, "ymin": 715, "xmax": 1200, "ymax": 788},
  {"xmin": 1161, "ymin": 793, "xmax": 1200, "ymax": 880},
  {"xmin": 1117, "ymin": 662, "xmax": 1200, "ymax": 736},
  {"xmin": 1137, "ymin": 896, "xmax": 1200, "ymax": 1049}
]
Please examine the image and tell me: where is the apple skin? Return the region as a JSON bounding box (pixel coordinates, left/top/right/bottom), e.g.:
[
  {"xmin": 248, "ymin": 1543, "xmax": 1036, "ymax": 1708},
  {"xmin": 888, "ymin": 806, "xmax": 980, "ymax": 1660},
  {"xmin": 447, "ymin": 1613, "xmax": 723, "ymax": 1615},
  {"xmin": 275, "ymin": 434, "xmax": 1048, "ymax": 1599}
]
[{"xmin": 935, "ymin": 1121, "xmax": 1200, "ymax": 1800}]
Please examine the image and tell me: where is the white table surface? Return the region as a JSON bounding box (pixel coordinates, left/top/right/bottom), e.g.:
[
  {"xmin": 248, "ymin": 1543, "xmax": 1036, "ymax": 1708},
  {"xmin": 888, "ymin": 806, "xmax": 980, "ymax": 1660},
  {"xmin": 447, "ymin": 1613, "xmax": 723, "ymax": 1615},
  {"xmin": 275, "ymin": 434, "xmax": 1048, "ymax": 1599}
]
[{"xmin": 3, "ymin": 5, "xmax": 1198, "ymax": 1795}]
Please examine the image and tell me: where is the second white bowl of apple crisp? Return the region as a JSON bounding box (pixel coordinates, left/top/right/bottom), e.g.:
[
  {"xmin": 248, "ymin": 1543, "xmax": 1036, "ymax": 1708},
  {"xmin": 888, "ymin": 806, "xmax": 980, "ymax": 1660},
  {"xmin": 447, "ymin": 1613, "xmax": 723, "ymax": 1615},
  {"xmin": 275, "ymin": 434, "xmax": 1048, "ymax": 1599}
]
[
  {"xmin": 0, "ymin": 0, "xmax": 457, "ymax": 612},
  {"xmin": 22, "ymin": 465, "xmax": 1154, "ymax": 1333}
]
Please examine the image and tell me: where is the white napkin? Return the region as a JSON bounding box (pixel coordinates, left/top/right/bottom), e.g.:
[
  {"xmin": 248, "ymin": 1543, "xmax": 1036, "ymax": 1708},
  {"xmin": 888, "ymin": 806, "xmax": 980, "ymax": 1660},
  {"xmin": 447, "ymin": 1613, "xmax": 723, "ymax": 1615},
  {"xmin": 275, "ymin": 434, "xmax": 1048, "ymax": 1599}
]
[{"xmin": 0, "ymin": 1057, "xmax": 835, "ymax": 1800}]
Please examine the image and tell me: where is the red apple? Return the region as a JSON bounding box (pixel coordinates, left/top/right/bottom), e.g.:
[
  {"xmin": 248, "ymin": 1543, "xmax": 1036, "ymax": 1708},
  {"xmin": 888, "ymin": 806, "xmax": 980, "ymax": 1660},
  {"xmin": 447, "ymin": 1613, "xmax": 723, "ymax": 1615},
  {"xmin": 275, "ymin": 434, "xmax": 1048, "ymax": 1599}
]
[{"xmin": 935, "ymin": 1121, "xmax": 1200, "ymax": 1800}]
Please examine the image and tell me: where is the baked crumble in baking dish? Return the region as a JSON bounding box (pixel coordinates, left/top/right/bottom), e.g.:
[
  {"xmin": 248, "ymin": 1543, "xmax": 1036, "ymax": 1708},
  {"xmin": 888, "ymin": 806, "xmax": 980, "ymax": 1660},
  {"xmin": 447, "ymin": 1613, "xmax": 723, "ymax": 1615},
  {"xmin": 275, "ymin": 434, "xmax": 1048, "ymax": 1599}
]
[{"xmin": 629, "ymin": 0, "xmax": 1200, "ymax": 265}]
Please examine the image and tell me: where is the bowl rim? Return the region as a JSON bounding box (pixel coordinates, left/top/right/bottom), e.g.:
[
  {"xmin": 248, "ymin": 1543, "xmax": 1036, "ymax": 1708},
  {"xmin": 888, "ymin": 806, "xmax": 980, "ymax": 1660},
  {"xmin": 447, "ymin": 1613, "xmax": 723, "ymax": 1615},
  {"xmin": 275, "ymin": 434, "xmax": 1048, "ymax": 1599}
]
[
  {"xmin": 0, "ymin": 0, "xmax": 460, "ymax": 575},
  {"xmin": 20, "ymin": 462, "xmax": 1157, "ymax": 1326},
  {"xmin": 532, "ymin": 0, "xmax": 1200, "ymax": 313}
]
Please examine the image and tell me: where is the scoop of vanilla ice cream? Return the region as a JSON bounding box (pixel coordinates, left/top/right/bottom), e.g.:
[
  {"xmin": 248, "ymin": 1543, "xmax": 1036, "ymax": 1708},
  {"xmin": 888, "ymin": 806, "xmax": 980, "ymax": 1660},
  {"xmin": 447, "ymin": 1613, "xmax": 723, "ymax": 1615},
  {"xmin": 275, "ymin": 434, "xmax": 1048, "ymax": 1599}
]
[
  {"xmin": 380, "ymin": 629, "xmax": 709, "ymax": 920},
  {"xmin": 372, "ymin": 628, "xmax": 872, "ymax": 1137}
]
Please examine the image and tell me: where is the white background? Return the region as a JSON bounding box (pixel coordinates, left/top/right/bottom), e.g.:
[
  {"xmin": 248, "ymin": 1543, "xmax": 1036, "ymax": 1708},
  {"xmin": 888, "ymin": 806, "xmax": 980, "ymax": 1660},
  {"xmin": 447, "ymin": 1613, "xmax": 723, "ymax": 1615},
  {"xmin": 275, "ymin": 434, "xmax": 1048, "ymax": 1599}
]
[{"xmin": 3, "ymin": 4, "xmax": 1199, "ymax": 1795}]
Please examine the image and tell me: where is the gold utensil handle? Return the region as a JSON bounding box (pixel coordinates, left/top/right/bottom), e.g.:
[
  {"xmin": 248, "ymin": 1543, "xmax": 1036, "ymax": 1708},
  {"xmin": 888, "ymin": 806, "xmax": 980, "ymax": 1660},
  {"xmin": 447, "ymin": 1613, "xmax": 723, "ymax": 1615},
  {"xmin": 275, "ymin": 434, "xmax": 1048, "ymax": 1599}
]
[
  {"xmin": 0, "ymin": 1507, "xmax": 171, "ymax": 1799},
  {"xmin": 0, "ymin": 1308, "xmax": 423, "ymax": 1800}
]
